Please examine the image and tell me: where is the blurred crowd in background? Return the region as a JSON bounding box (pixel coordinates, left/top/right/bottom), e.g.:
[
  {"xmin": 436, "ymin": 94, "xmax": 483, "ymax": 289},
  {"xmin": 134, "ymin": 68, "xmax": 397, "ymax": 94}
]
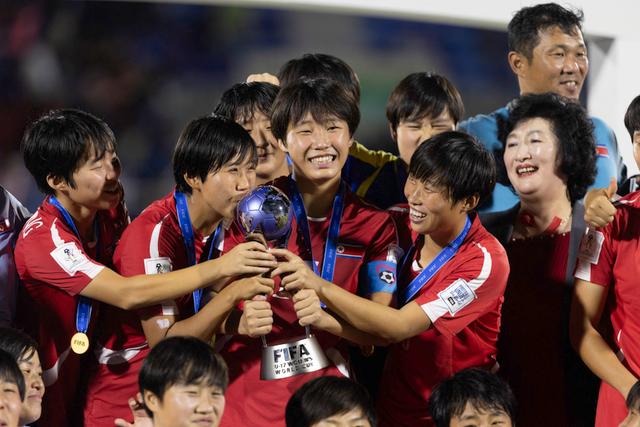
[{"xmin": 0, "ymin": 0, "xmax": 520, "ymax": 214}]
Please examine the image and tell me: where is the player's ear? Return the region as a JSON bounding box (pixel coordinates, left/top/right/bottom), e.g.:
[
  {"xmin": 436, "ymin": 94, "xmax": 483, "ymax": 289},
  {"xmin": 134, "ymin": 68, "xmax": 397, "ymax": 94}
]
[
  {"xmin": 460, "ymin": 194, "xmax": 480, "ymax": 213},
  {"xmin": 143, "ymin": 390, "xmax": 161, "ymax": 413},
  {"xmin": 389, "ymin": 123, "xmax": 398, "ymax": 142},
  {"xmin": 184, "ymin": 174, "xmax": 203, "ymax": 192},
  {"xmin": 47, "ymin": 174, "xmax": 71, "ymax": 193},
  {"xmin": 278, "ymin": 139, "xmax": 288, "ymax": 153}
]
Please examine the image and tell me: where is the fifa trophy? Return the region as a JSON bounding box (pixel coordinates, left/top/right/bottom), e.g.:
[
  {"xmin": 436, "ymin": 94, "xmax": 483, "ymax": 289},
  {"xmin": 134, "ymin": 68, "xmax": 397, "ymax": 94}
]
[{"xmin": 236, "ymin": 185, "xmax": 330, "ymax": 380}]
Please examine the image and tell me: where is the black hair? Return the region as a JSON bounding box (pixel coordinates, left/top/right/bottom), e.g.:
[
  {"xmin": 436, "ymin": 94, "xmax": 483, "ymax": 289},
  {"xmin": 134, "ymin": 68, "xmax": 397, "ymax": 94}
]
[
  {"xmin": 428, "ymin": 368, "xmax": 516, "ymax": 427},
  {"xmin": 270, "ymin": 78, "xmax": 360, "ymax": 142},
  {"xmin": 285, "ymin": 376, "xmax": 376, "ymax": 427},
  {"xmin": 278, "ymin": 53, "xmax": 360, "ymax": 104},
  {"xmin": 408, "ymin": 131, "xmax": 496, "ymax": 205},
  {"xmin": 139, "ymin": 336, "xmax": 229, "ymax": 417},
  {"xmin": 0, "ymin": 327, "xmax": 38, "ymax": 365},
  {"xmin": 624, "ymin": 95, "xmax": 640, "ymax": 140},
  {"xmin": 627, "ymin": 381, "xmax": 640, "ymax": 411},
  {"xmin": 21, "ymin": 108, "xmax": 117, "ymax": 195},
  {"xmin": 173, "ymin": 114, "xmax": 257, "ymax": 194},
  {"xmin": 386, "ymin": 72, "xmax": 464, "ymax": 131},
  {"xmin": 508, "ymin": 3, "xmax": 584, "ymax": 61},
  {"xmin": 0, "ymin": 349, "xmax": 25, "ymax": 401},
  {"xmin": 498, "ymin": 92, "xmax": 596, "ymax": 204},
  {"xmin": 214, "ymin": 82, "xmax": 280, "ymax": 124}
]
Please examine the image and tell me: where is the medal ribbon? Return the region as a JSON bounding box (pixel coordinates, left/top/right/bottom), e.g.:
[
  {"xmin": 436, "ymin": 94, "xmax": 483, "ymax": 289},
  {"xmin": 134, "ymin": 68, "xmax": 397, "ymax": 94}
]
[
  {"xmin": 399, "ymin": 216, "xmax": 471, "ymax": 305},
  {"xmin": 49, "ymin": 197, "xmax": 95, "ymax": 335},
  {"xmin": 288, "ymin": 178, "xmax": 345, "ymax": 284},
  {"xmin": 174, "ymin": 191, "xmax": 222, "ymax": 313}
]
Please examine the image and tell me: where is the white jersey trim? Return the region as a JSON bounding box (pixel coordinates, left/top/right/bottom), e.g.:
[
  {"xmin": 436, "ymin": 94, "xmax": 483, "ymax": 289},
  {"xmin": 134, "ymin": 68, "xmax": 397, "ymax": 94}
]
[
  {"xmin": 147, "ymin": 214, "xmax": 178, "ymax": 316},
  {"xmin": 420, "ymin": 242, "xmax": 492, "ymax": 323},
  {"xmin": 94, "ymin": 342, "xmax": 149, "ymax": 365},
  {"xmin": 42, "ymin": 347, "xmax": 70, "ymax": 387},
  {"xmin": 574, "ymin": 258, "xmax": 592, "ymax": 282},
  {"xmin": 49, "ymin": 219, "xmax": 104, "ymax": 279},
  {"xmin": 325, "ymin": 347, "xmax": 350, "ymax": 378}
]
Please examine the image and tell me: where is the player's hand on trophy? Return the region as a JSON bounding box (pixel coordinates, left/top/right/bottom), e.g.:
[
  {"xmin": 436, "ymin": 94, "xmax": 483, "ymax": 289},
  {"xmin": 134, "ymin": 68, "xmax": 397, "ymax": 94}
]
[
  {"xmin": 293, "ymin": 289, "xmax": 326, "ymax": 329},
  {"xmin": 238, "ymin": 295, "xmax": 273, "ymax": 337},
  {"xmin": 224, "ymin": 275, "xmax": 275, "ymax": 303},
  {"xmin": 219, "ymin": 241, "xmax": 277, "ymax": 278},
  {"xmin": 246, "ymin": 72, "xmax": 280, "ymax": 85},
  {"xmin": 584, "ymin": 178, "xmax": 618, "ymax": 228},
  {"xmin": 269, "ymin": 248, "xmax": 322, "ymax": 293}
]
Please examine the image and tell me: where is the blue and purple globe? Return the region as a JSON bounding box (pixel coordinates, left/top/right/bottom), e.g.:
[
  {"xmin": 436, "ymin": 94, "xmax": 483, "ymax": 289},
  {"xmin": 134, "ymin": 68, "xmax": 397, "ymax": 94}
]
[{"xmin": 237, "ymin": 185, "xmax": 293, "ymax": 242}]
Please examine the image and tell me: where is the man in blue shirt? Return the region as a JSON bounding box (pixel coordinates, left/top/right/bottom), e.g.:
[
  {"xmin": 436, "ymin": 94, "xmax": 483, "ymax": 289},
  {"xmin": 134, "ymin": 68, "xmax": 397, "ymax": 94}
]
[{"xmin": 459, "ymin": 3, "xmax": 626, "ymax": 213}]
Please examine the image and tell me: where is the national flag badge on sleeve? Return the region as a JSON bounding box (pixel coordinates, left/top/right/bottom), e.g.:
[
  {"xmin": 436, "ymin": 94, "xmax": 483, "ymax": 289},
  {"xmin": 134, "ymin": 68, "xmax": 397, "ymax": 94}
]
[{"xmin": 596, "ymin": 145, "xmax": 609, "ymax": 158}]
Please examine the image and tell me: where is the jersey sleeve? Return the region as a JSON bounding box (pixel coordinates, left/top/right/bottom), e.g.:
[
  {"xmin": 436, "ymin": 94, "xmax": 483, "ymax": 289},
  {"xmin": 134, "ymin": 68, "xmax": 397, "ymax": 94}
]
[
  {"xmin": 115, "ymin": 218, "xmax": 180, "ymax": 318},
  {"xmin": 415, "ymin": 241, "xmax": 509, "ymax": 337},
  {"xmin": 574, "ymin": 220, "xmax": 617, "ymax": 288},
  {"xmin": 17, "ymin": 215, "xmax": 104, "ymax": 296},
  {"xmin": 359, "ymin": 213, "xmax": 401, "ymax": 296}
]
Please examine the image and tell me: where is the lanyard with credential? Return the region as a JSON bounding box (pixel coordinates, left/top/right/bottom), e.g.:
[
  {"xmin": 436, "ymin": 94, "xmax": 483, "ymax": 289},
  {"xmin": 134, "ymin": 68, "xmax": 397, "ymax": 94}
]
[
  {"xmin": 288, "ymin": 178, "xmax": 345, "ymax": 284},
  {"xmin": 49, "ymin": 196, "xmax": 96, "ymax": 354},
  {"xmin": 399, "ymin": 216, "xmax": 471, "ymax": 305},
  {"xmin": 174, "ymin": 191, "xmax": 222, "ymax": 313}
]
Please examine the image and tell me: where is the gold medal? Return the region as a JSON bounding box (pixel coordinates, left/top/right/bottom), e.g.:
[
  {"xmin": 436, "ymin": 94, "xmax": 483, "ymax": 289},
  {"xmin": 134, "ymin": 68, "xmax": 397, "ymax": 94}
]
[{"xmin": 70, "ymin": 332, "xmax": 90, "ymax": 354}]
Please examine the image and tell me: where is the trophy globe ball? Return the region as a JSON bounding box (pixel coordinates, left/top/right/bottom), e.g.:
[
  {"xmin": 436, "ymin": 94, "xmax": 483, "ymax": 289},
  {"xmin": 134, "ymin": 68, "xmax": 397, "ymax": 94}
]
[{"xmin": 237, "ymin": 185, "xmax": 293, "ymax": 241}]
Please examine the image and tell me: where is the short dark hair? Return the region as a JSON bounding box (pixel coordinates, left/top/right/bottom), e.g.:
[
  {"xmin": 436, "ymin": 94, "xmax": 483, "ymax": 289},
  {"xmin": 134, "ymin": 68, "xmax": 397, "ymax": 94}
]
[
  {"xmin": 508, "ymin": 3, "xmax": 584, "ymax": 61},
  {"xmin": 624, "ymin": 95, "xmax": 640, "ymax": 140},
  {"xmin": 0, "ymin": 349, "xmax": 25, "ymax": 401},
  {"xmin": 285, "ymin": 376, "xmax": 376, "ymax": 427},
  {"xmin": 271, "ymin": 78, "xmax": 360, "ymax": 142},
  {"xmin": 499, "ymin": 92, "xmax": 596, "ymax": 204},
  {"xmin": 408, "ymin": 131, "xmax": 496, "ymax": 205},
  {"xmin": 22, "ymin": 108, "xmax": 116, "ymax": 195},
  {"xmin": 627, "ymin": 381, "xmax": 640, "ymax": 411},
  {"xmin": 173, "ymin": 114, "xmax": 257, "ymax": 194},
  {"xmin": 0, "ymin": 327, "xmax": 38, "ymax": 364},
  {"xmin": 386, "ymin": 72, "xmax": 464, "ymax": 131},
  {"xmin": 278, "ymin": 53, "xmax": 360, "ymax": 104},
  {"xmin": 139, "ymin": 336, "xmax": 229, "ymax": 417},
  {"xmin": 429, "ymin": 368, "xmax": 516, "ymax": 427},
  {"xmin": 214, "ymin": 82, "xmax": 280, "ymax": 124}
]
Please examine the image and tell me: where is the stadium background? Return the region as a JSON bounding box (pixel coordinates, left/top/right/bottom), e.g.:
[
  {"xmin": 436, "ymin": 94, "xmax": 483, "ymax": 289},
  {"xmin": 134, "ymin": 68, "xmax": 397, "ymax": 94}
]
[{"xmin": 1, "ymin": 0, "xmax": 637, "ymax": 214}]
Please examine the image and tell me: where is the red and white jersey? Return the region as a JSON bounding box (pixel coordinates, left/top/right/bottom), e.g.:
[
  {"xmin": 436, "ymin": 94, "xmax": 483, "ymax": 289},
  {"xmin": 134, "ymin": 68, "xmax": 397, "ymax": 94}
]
[
  {"xmin": 14, "ymin": 196, "xmax": 128, "ymax": 427},
  {"xmin": 574, "ymin": 192, "xmax": 640, "ymax": 427},
  {"xmin": 218, "ymin": 177, "xmax": 399, "ymax": 427},
  {"xmin": 84, "ymin": 192, "xmax": 205, "ymax": 425},
  {"xmin": 377, "ymin": 214, "xmax": 509, "ymax": 427}
]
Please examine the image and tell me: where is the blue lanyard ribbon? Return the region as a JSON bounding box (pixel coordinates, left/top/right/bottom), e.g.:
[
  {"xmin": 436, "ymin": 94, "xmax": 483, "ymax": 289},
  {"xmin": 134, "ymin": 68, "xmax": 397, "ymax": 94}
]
[
  {"xmin": 49, "ymin": 197, "xmax": 95, "ymax": 335},
  {"xmin": 288, "ymin": 178, "xmax": 345, "ymax": 283},
  {"xmin": 400, "ymin": 216, "xmax": 472, "ymax": 305},
  {"xmin": 174, "ymin": 191, "xmax": 222, "ymax": 313}
]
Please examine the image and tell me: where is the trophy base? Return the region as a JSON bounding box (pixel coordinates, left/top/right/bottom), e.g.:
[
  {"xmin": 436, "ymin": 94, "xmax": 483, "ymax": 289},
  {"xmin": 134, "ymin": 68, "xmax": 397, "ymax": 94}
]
[{"xmin": 260, "ymin": 334, "xmax": 329, "ymax": 380}]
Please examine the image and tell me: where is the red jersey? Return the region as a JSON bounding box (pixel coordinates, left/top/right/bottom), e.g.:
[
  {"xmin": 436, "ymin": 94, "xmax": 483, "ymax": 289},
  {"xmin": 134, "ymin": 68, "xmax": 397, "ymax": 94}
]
[
  {"xmin": 499, "ymin": 232, "xmax": 598, "ymax": 426},
  {"xmin": 218, "ymin": 177, "xmax": 399, "ymax": 427},
  {"xmin": 574, "ymin": 192, "xmax": 640, "ymax": 427},
  {"xmin": 377, "ymin": 214, "xmax": 509, "ymax": 427},
  {"xmin": 14, "ymin": 197, "xmax": 128, "ymax": 427},
  {"xmin": 84, "ymin": 192, "xmax": 207, "ymax": 425}
]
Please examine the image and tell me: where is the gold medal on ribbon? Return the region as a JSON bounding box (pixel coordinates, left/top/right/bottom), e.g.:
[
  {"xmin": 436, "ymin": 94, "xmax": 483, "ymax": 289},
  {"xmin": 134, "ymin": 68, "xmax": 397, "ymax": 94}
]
[{"xmin": 70, "ymin": 332, "xmax": 90, "ymax": 354}]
